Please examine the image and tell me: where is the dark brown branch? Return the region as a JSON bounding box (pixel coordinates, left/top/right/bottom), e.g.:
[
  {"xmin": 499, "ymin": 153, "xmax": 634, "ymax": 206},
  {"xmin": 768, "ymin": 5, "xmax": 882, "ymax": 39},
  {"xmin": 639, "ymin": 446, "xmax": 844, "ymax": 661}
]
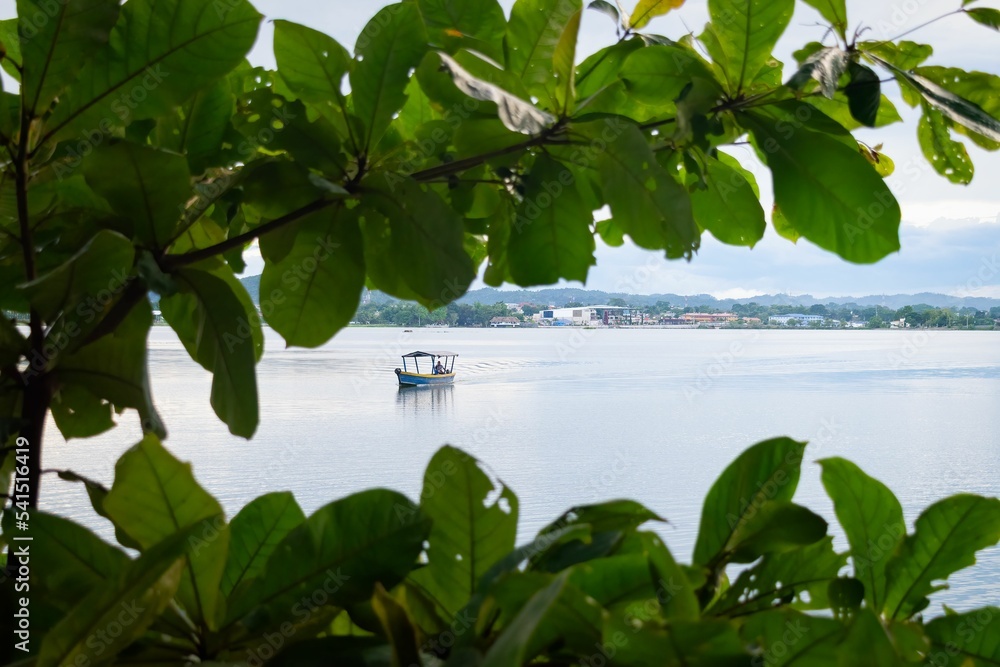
[
  {"xmin": 162, "ymin": 197, "xmax": 338, "ymax": 270},
  {"xmin": 79, "ymin": 279, "xmax": 149, "ymax": 347}
]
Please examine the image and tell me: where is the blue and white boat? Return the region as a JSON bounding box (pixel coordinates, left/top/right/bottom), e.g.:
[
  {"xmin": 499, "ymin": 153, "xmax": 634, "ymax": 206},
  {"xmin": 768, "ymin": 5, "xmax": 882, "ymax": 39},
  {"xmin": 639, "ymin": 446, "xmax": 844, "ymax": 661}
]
[{"xmin": 395, "ymin": 351, "xmax": 458, "ymax": 386}]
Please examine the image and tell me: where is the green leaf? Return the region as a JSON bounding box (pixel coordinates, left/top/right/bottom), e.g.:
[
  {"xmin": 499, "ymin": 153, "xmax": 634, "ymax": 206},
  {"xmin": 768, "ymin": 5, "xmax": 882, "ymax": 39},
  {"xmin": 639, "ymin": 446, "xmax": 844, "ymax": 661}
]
[
  {"xmin": 884, "ymin": 495, "xmax": 1000, "ymax": 620},
  {"xmin": 629, "ymin": 0, "xmax": 685, "ymax": 30},
  {"xmin": 409, "ymin": 446, "xmax": 518, "ymax": 620},
  {"xmin": 104, "ymin": 433, "xmax": 229, "ymax": 630},
  {"xmin": 845, "ymin": 62, "xmax": 881, "ymax": 127},
  {"xmin": 155, "ymin": 78, "xmax": 235, "ymax": 175},
  {"xmin": 966, "ymin": 7, "xmax": 1000, "ymax": 31},
  {"xmin": 620, "ymin": 43, "xmax": 721, "ymax": 105},
  {"xmin": 416, "ymin": 0, "xmax": 507, "ymax": 62},
  {"xmin": 802, "ymin": 0, "xmax": 848, "ymax": 38},
  {"xmin": 437, "ymin": 52, "xmax": 555, "ymax": 135},
  {"xmin": 742, "ymin": 104, "xmax": 901, "ymax": 263},
  {"xmin": 787, "ymin": 46, "xmax": 847, "ymax": 99},
  {"xmin": 710, "ymin": 536, "xmax": 846, "ymax": 616},
  {"xmin": 689, "ymin": 150, "xmax": 765, "ymax": 247},
  {"xmin": 925, "ymin": 607, "xmax": 1000, "ymax": 665},
  {"xmin": 506, "ymin": 0, "xmax": 583, "ymax": 112},
  {"xmin": 16, "ymin": 0, "xmax": 120, "ymax": 115},
  {"xmin": 587, "ymin": 0, "xmax": 621, "ymax": 25},
  {"xmin": 553, "ymin": 9, "xmax": 582, "ymax": 114},
  {"xmin": 738, "ymin": 608, "xmax": 845, "ymax": 666},
  {"xmin": 576, "ymin": 120, "xmax": 699, "ymax": 258},
  {"xmin": 260, "ymin": 204, "xmax": 365, "ymax": 348},
  {"xmin": 727, "ymin": 501, "xmax": 827, "ymax": 563},
  {"xmin": 0, "ymin": 314, "xmax": 27, "ymax": 366},
  {"xmin": 693, "ymin": 437, "xmax": 806, "ymax": 567},
  {"xmin": 701, "ymin": 0, "xmax": 794, "ymax": 94},
  {"xmin": 226, "ymin": 489, "xmax": 431, "ymax": 631},
  {"xmin": 614, "ymin": 531, "xmax": 700, "ymax": 619},
  {"xmin": 54, "ymin": 299, "xmax": 166, "ymax": 439},
  {"xmin": 367, "ymin": 177, "xmax": 476, "ymax": 308},
  {"xmin": 819, "ymin": 458, "xmax": 904, "ymax": 614},
  {"xmin": 48, "ymin": 469, "xmax": 142, "ymax": 549},
  {"xmin": 0, "ymin": 19, "xmax": 23, "ymax": 82},
  {"xmin": 873, "ymin": 59, "xmax": 1000, "ymax": 145},
  {"xmin": 83, "ymin": 142, "xmax": 192, "ymax": 249},
  {"xmin": 50, "ymin": 384, "xmax": 116, "ymax": 439},
  {"xmin": 918, "ymin": 105, "xmax": 974, "ymax": 184},
  {"xmin": 2, "ymin": 509, "xmax": 128, "ymax": 608},
  {"xmin": 481, "ymin": 572, "xmax": 602, "ymax": 667},
  {"xmin": 836, "ymin": 609, "xmax": 900, "ymax": 667},
  {"xmin": 273, "ymin": 20, "xmax": 351, "ymax": 124},
  {"xmin": 223, "ymin": 491, "xmax": 306, "ymax": 597},
  {"xmin": 372, "ymin": 583, "xmax": 422, "ymax": 667},
  {"xmin": 860, "ymin": 40, "xmax": 932, "ymax": 70},
  {"xmin": 576, "ymin": 38, "xmax": 643, "ymax": 101},
  {"xmin": 508, "ymin": 154, "xmax": 596, "ymax": 285},
  {"xmin": 606, "ymin": 615, "xmax": 748, "ymax": 666},
  {"xmin": 160, "ymin": 267, "xmax": 260, "ymax": 437},
  {"xmin": 36, "ymin": 522, "xmax": 197, "ymax": 667},
  {"xmin": 828, "ymin": 577, "xmax": 865, "ymax": 612},
  {"xmin": 18, "ymin": 229, "xmax": 134, "ymax": 342},
  {"xmin": 44, "ymin": 0, "xmax": 262, "ymax": 144},
  {"xmin": 350, "ymin": 3, "xmax": 428, "ymax": 151}
]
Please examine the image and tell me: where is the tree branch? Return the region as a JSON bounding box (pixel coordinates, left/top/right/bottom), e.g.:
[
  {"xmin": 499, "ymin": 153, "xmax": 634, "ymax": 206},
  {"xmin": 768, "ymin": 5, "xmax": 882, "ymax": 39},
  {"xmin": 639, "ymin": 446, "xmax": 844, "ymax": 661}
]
[
  {"xmin": 161, "ymin": 197, "xmax": 339, "ymax": 270},
  {"xmin": 78, "ymin": 279, "xmax": 149, "ymax": 347}
]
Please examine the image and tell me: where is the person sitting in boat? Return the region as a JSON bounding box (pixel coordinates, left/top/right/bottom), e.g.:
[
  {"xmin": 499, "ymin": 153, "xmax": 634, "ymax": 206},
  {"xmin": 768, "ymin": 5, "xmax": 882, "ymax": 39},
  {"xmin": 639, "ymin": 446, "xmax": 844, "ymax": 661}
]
[{"xmin": 434, "ymin": 360, "xmax": 446, "ymax": 374}]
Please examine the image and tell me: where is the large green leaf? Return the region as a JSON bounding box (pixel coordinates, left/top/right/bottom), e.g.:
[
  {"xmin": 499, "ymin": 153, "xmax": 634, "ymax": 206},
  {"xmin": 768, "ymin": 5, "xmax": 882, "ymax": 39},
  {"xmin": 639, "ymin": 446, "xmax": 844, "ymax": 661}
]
[
  {"xmin": 819, "ymin": 457, "xmax": 904, "ymax": 613},
  {"xmin": 16, "ymin": 0, "xmax": 119, "ymax": 115},
  {"xmin": 802, "ymin": 0, "xmax": 847, "ymax": 38},
  {"xmin": 155, "ymin": 77, "xmax": 235, "ymax": 174},
  {"xmin": 710, "ymin": 536, "xmax": 846, "ymax": 616},
  {"xmin": 506, "ymin": 0, "xmax": 583, "ymax": 112},
  {"xmin": 925, "ymin": 607, "xmax": 1000, "ymax": 666},
  {"xmin": 606, "ymin": 614, "xmax": 748, "ymax": 666},
  {"xmin": 273, "ymin": 20, "xmax": 351, "ymax": 128},
  {"xmin": 836, "ymin": 609, "xmax": 901, "ymax": 667},
  {"xmin": 742, "ymin": 105, "xmax": 901, "ymax": 263},
  {"xmin": 44, "ymin": 0, "xmax": 262, "ymax": 144},
  {"xmin": 553, "ymin": 9, "xmax": 582, "ymax": 114},
  {"xmin": 261, "ymin": 204, "xmax": 365, "ymax": 348},
  {"xmin": 701, "ymin": 0, "xmax": 794, "ymax": 94},
  {"xmin": 613, "ymin": 531, "xmax": 700, "ymax": 620},
  {"xmin": 372, "ymin": 583, "xmax": 422, "ymax": 667},
  {"xmin": 574, "ymin": 120, "xmax": 698, "ymax": 258},
  {"xmin": 689, "ymin": 150, "xmax": 765, "ymax": 247},
  {"xmin": 508, "ymin": 154, "xmax": 595, "ymax": 285},
  {"xmin": 18, "ymin": 229, "xmax": 134, "ymax": 343},
  {"xmin": 1, "ymin": 509, "xmax": 128, "ymax": 609},
  {"xmin": 726, "ymin": 500, "xmax": 828, "ymax": 564},
  {"xmin": 367, "ymin": 177, "xmax": 476, "ymax": 308},
  {"xmin": 884, "ymin": 494, "xmax": 1000, "ymax": 620},
  {"xmin": 409, "ymin": 446, "xmax": 519, "ymax": 620},
  {"xmin": 619, "ymin": 43, "xmax": 720, "ymax": 105},
  {"xmin": 416, "ymin": 0, "xmax": 507, "ymax": 62},
  {"xmin": 918, "ymin": 104, "xmax": 975, "ymax": 184},
  {"xmin": 738, "ymin": 608, "xmax": 845, "ymax": 666},
  {"xmin": 350, "ymin": 3, "xmax": 427, "ymax": 151},
  {"xmin": 160, "ymin": 266, "xmax": 260, "ymax": 438},
  {"xmin": 481, "ymin": 571, "xmax": 602, "ymax": 667},
  {"xmin": 83, "ymin": 142, "xmax": 192, "ymax": 249},
  {"xmin": 35, "ymin": 523, "xmax": 198, "ymax": 667},
  {"xmin": 54, "ymin": 298, "xmax": 165, "ymax": 438},
  {"xmin": 222, "ymin": 491, "xmax": 306, "ymax": 597},
  {"xmin": 104, "ymin": 433, "xmax": 229, "ymax": 630},
  {"xmin": 692, "ymin": 437, "xmax": 806, "ymax": 567},
  {"xmin": 226, "ymin": 489, "xmax": 430, "ymax": 632}
]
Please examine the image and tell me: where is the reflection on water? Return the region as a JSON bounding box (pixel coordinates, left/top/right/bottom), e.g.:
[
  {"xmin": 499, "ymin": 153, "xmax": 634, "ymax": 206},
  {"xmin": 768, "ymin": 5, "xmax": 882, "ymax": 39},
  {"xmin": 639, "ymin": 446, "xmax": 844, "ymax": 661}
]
[
  {"xmin": 41, "ymin": 327, "xmax": 1000, "ymax": 612},
  {"xmin": 396, "ymin": 384, "xmax": 455, "ymax": 415}
]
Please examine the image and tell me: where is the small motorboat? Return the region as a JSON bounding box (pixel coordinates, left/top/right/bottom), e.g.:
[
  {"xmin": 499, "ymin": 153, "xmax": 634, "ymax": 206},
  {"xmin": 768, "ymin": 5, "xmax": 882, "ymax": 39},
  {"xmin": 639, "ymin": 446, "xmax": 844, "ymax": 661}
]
[{"xmin": 396, "ymin": 351, "xmax": 457, "ymax": 386}]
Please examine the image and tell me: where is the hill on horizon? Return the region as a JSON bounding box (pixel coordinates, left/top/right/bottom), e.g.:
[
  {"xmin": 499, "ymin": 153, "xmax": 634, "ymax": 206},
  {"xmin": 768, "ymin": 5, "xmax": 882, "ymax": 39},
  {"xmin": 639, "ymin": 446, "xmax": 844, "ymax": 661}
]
[{"xmin": 235, "ymin": 276, "xmax": 1000, "ymax": 311}]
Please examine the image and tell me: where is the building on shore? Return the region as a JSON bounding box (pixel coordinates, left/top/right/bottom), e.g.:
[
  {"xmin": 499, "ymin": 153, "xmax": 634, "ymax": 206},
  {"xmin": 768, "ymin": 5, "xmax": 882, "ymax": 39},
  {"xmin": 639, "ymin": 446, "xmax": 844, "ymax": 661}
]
[
  {"xmin": 681, "ymin": 312, "xmax": 738, "ymax": 325},
  {"xmin": 534, "ymin": 305, "xmax": 636, "ymax": 326},
  {"xmin": 490, "ymin": 317, "xmax": 521, "ymax": 328},
  {"xmin": 769, "ymin": 313, "xmax": 825, "ymax": 326}
]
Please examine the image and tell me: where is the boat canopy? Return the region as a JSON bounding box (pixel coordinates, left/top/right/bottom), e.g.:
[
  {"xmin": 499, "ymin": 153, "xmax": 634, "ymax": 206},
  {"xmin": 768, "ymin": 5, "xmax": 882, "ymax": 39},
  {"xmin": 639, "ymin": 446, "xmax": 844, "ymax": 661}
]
[{"xmin": 401, "ymin": 351, "xmax": 458, "ymax": 358}]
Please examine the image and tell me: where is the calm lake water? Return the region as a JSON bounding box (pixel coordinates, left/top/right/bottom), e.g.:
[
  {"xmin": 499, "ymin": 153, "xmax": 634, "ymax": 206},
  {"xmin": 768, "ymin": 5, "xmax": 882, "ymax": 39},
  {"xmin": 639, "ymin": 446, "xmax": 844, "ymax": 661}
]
[{"xmin": 42, "ymin": 327, "xmax": 1000, "ymax": 611}]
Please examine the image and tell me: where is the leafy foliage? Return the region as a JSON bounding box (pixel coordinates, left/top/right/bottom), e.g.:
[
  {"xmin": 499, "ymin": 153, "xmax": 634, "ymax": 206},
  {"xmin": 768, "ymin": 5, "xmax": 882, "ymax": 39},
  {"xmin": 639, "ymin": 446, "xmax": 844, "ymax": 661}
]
[{"xmin": 4, "ymin": 438, "xmax": 998, "ymax": 665}]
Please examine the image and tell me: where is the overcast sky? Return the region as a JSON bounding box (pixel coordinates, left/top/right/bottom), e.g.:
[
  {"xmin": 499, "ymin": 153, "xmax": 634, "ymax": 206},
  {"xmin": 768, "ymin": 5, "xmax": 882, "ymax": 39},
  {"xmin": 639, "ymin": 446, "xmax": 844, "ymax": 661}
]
[{"xmin": 2, "ymin": 0, "xmax": 997, "ymax": 297}]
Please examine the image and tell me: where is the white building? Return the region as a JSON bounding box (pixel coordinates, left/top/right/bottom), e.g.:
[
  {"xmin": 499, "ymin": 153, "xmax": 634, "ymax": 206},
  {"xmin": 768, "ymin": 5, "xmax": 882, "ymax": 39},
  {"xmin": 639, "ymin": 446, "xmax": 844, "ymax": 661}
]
[
  {"xmin": 534, "ymin": 305, "xmax": 636, "ymax": 326},
  {"xmin": 769, "ymin": 313, "xmax": 825, "ymax": 326}
]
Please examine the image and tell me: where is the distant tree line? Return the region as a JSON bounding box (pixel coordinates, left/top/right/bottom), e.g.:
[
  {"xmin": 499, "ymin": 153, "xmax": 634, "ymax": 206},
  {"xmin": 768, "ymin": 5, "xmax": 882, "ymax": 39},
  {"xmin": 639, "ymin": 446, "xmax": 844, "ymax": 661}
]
[{"xmin": 344, "ymin": 300, "xmax": 1000, "ymax": 328}]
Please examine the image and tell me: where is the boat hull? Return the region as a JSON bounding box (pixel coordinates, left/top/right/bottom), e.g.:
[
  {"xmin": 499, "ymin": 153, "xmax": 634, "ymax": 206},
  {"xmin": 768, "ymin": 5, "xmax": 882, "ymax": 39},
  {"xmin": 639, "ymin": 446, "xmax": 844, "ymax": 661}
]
[{"xmin": 396, "ymin": 370, "xmax": 455, "ymax": 386}]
